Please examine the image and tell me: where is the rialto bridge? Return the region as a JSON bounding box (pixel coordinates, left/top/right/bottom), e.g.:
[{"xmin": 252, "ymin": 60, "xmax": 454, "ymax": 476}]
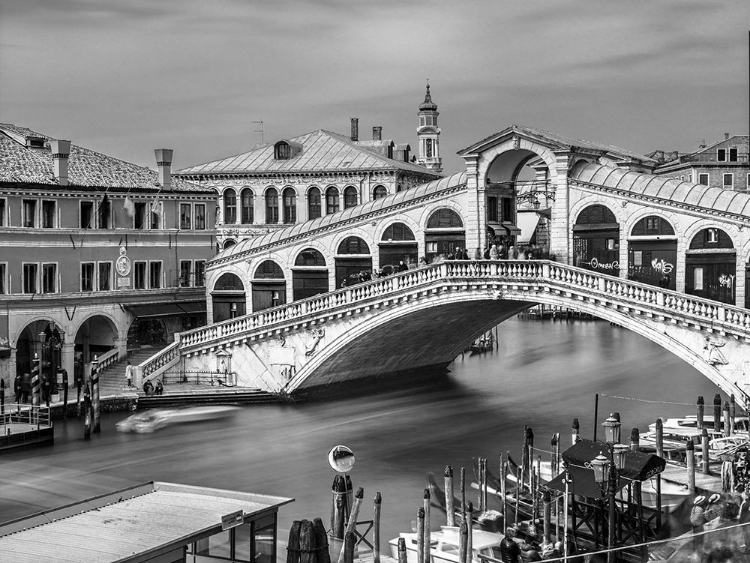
[{"xmin": 138, "ymin": 125, "xmax": 750, "ymax": 402}]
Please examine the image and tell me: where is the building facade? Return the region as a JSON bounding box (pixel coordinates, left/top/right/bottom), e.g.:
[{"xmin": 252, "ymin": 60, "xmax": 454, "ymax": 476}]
[{"xmin": 0, "ymin": 124, "xmax": 217, "ymax": 387}]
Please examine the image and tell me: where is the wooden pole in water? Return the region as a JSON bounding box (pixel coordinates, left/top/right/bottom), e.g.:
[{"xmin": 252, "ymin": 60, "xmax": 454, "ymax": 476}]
[
  {"xmin": 62, "ymin": 369, "xmax": 68, "ymax": 417},
  {"xmin": 373, "ymin": 493, "xmax": 381, "ymax": 563},
  {"xmin": 32, "ymin": 353, "xmax": 40, "ymax": 409},
  {"xmin": 572, "ymin": 418, "xmax": 579, "ymax": 445},
  {"xmin": 730, "ymin": 395, "xmax": 736, "ymax": 435},
  {"xmin": 502, "ymin": 454, "xmax": 508, "ymax": 529},
  {"xmin": 397, "ymin": 538, "xmax": 407, "ymax": 563},
  {"xmin": 0, "ymin": 379, "xmax": 4, "ymax": 416},
  {"xmin": 342, "ymin": 488, "xmax": 363, "ymax": 540},
  {"xmin": 423, "ymin": 489, "xmax": 431, "ymax": 563},
  {"xmin": 83, "ymin": 381, "xmax": 91, "ymax": 439},
  {"xmin": 697, "ymin": 396, "xmax": 705, "ymax": 430},
  {"xmin": 686, "ymin": 440, "xmax": 696, "ymax": 494},
  {"xmin": 300, "ymin": 520, "xmax": 315, "ymax": 563},
  {"xmin": 527, "ymin": 428, "xmax": 535, "ymax": 491},
  {"xmin": 593, "ymin": 394, "xmax": 599, "ymax": 442},
  {"xmin": 458, "ymin": 522, "xmax": 468, "ymax": 563},
  {"xmin": 92, "ymin": 356, "xmax": 100, "ymax": 433},
  {"xmin": 416, "ymin": 508, "xmax": 425, "ymax": 563},
  {"xmin": 543, "ymin": 489, "xmax": 551, "ymax": 546},
  {"xmin": 483, "ymin": 458, "xmax": 488, "ymax": 513},
  {"xmin": 332, "ymin": 476, "xmax": 346, "ymax": 541},
  {"xmin": 630, "ymin": 428, "xmax": 640, "ymax": 452},
  {"xmin": 477, "ymin": 459, "xmax": 484, "ymax": 512},
  {"xmin": 343, "ymin": 531, "xmax": 356, "ymax": 563},
  {"xmin": 521, "ymin": 426, "xmax": 529, "ymax": 493},
  {"xmin": 655, "ymin": 418, "xmax": 663, "ymax": 531},
  {"xmin": 288, "ymin": 521, "xmax": 301, "ymax": 563},
  {"xmin": 445, "ymin": 466, "xmax": 455, "ymax": 526},
  {"xmin": 701, "ymin": 428, "xmax": 710, "ymax": 475},
  {"xmin": 467, "ymin": 502, "xmax": 473, "ymax": 561},
  {"xmin": 713, "ymin": 394, "xmax": 722, "ymax": 433},
  {"xmin": 723, "ymin": 401, "xmax": 731, "ymax": 437},
  {"xmin": 460, "ymin": 467, "xmax": 466, "ymax": 514},
  {"xmin": 514, "ymin": 466, "xmax": 521, "ymax": 525},
  {"xmin": 313, "ymin": 518, "xmax": 331, "ymax": 563}
]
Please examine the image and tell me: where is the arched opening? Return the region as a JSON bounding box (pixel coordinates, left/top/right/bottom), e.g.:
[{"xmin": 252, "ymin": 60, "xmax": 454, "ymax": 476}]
[
  {"xmin": 15, "ymin": 320, "xmax": 66, "ymax": 400},
  {"xmin": 379, "ymin": 223, "xmax": 417, "ymax": 273},
  {"xmin": 241, "ymin": 188, "xmax": 254, "ymax": 224},
  {"xmin": 686, "ymin": 228, "xmax": 736, "ymax": 304},
  {"xmin": 424, "ymin": 208, "xmax": 465, "ymax": 262},
  {"xmin": 73, "ymin": 315, "xmax": 118, "ymax": 389},
  {"xmin": 573, "ymin": 205, "xmax": 621, "ymax": 276},
  {"xmin": 283, "ymin": 188, "xmax": 297, "ymax": 224},
  {"xmin": 292, "ymin": 248, "xmax": 328, "ymax": 300},
  {"xmin": 223, "ymin": 189, "xmax": 237, "ymax": 224},
  {"xmin": 343, "ymin": 186, "xmax": 358, "ymax": 209},
  {"xmin": 326, "ymin": 187, "xmax": 339, "ymax": 215},
  {"xmin": 252, "ymin": 260, "xmax": 286, "ymax": 312},
  {"xmin": 223, "ymin": 239, "xmax": 236, "ymax": 250},
  {"xmin": 373, "ymin": 185, "xmax": 388, "ymax": 200},
  {"xmin": 308, "ymin": 187, "xmax": 322, "ymax": 220},
  {"xmin": 335, "ymin": 236, "xmax": 372, "ymax": 287},
  {"xmin": 265, "ymin": 188, "xmax": 279, "ymax": 224},
  {"xmin": 627, "ymin": 216, "xmax": 677, "ymax": 290},
  {"xmin": 211, "ymin": 272, "xmax": 247, "ymax": 323}
]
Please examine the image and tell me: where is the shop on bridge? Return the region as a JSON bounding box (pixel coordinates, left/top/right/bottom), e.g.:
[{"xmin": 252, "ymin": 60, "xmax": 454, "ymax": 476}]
[
  {"xmin": 252, "ymin": 260, "xmax": 286, "ymax": 312},
  {"xmin": 424, "ymin": 208, "xmax": 466, "ymax": 262},
  {"xmin": 212, "ymin": 272, "xmax": 247, "ymax": 322},
  {"xmin": 685, "ymin": 227, "xmax": 736, "ymax": 304},
  {"xmin": 335, "ymin": 236, "xmax": 372, "ymax": 287},
  {"xmin": 292, "ymin": 248, "xmax": 329, "ymax": 300},
  {"xmin": 627, "ymin": 215, "xmax": 677, "ymax": 290},
  {"xmin": 572, "ymin": 204, "xmax": 621, "ymax": 276},
  {"xmin": 379, "ymin": 222, "xmax": 418, "ymax": 272}
]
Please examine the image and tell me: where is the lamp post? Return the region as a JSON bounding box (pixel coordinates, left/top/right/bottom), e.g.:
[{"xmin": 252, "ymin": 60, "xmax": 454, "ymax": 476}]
[{"xmin": 592, "ymin": 414, "xmax": 628, "ymax": 563}]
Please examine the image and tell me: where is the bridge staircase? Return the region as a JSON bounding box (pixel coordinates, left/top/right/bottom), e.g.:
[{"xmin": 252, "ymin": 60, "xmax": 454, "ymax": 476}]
[
  {"xmin": 97, "ymin": 347, "xmax": 169, "ymax": 396},
  {"xmin": 136, "ymin": 388, "xmax": 287, "ymax": 409}
]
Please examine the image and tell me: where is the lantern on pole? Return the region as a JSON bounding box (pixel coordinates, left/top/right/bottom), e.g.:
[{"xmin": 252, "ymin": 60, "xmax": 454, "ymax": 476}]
[{"xmin": 602, "ymin": 413, "xmax": 621, "ymax": 444}]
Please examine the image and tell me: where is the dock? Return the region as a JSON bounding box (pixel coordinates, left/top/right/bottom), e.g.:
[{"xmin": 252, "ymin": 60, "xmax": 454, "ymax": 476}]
[{"xmin": 0, "ymin": 404, "xmax": 54, "ymax": 451}]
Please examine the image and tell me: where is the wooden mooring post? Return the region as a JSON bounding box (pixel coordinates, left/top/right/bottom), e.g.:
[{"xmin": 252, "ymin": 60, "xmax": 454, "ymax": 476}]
[
  {"xmin": 572, "ymin": 418, "xmax": 579, "ymax": 445},
  {"xmin": 686, "ymin": 440, "xmax": 696, "ymax": 494},
  {"xmin": 458, "ymin": 522, "xmax": 468, "ymax": 563},
  {"xmin": 416, "ymin": 507, "xmax": 424, "ymax": 563},
  {"xmin": 397, "ymin": 538, "xmax": 407, "ymax": 563},
  {"xmin": 701, "ymin": 429, "xmax": 710, "ymax": 475},
  {"xmin": 445, "ymin": 466, "xmax": 454, "ymax": 526},
  {"xmin": 331, "ymin": 475, "xmax": 346, "ymax": 543},
  {"xmin": 731, "ymin": 394, "xmax": 737, "ymax": 435},
  {"xmin": 697, "ymin": 396, "xmax": 705, "ymax": 430},
  {"xmin": 92, "ymin": 357, "xmax": 101, "ymax": 433},
  {"xmin": 466, "ymin": 502, "xmax": 473, "ymax": 561},
  {"xmin": 460, "ymin": 467, "xmax": 466, "ymax": 514},
  {"xmin": 723, "ymin": 401, "xmax": 730, "ymax": 437},
  {"xmin": 423, "ymin": 489, "xmax": 430, "ymax": 563},
  {"xmin": 336, "ymin": 488, "xmax": 363, "ymax": 563},
  {"xmin": 713, "ymin": 394, "xmax": 722, "ymax": 433},
  {"xmin": 655, "ymin": 418, "xmax": 663, "ymax": 530},
  {"xmin": 83, "ymin": 381, "xmax": 91, "ymax": 439},
  {"xmin": 373, "ymin": 493, "xmax": 381, "ymax": 563}
]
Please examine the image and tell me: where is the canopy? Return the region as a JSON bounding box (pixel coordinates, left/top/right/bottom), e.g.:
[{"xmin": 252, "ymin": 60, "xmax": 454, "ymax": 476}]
[
  {"xmin": 516, "ymin": 212, "xmax": 541, "ymax": 244},
  {"xmin": 487, "ymin": 222, "xmax": 522, "ymax": 237}
]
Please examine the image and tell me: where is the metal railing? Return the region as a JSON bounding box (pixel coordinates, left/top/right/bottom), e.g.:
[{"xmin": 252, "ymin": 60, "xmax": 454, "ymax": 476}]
[
  {"xmin": 0, "ymin": 403, "xmax": 52, "ymax": 429},
  {"xmin": 159, "ymin": 371, "xmax": 238, "ymax": 387}
]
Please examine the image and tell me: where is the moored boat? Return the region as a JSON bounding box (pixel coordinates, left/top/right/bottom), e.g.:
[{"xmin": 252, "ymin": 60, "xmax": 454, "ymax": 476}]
[{"xmin": 388, "ymin": 525, "xmax": 505, "ymax": 563}]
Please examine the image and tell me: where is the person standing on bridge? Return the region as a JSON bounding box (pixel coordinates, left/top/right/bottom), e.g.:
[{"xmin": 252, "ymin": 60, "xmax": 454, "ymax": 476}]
[
  {"xmin": 489, "ymin": 244, "xmax": 499, "ymax": 260},
  {"xmin": 125, "ymin": 361, "xmax": 133, "ymax": 387}
]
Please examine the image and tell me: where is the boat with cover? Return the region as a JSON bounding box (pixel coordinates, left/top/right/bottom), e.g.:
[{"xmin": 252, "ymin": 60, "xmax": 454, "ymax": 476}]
[
  {"xmin": 426, "ymin": 473, "xmax": 505, "ymax": 532},
  {"xmin": 116, "ymin": 405, "xmax": 240, "ymax": 433},
  {"xmin": 388, "ymin": 525, "xmax": 506, "ymax": 563}
]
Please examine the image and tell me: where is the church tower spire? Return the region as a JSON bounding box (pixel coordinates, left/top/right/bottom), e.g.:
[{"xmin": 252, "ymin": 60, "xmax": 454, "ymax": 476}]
[{"xmin": 416, "ymin": 81, "xmax": 442, "ymax": 173}]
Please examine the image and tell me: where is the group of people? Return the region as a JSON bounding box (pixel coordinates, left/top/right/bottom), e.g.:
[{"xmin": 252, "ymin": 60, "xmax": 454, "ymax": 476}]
[
  {"xmin": 142, "ymin": 379, "xmax": 163, "ymax": 396},
  {"xmin": 690, "ymin": 491, "xmax": 750, "ymax": 558}
]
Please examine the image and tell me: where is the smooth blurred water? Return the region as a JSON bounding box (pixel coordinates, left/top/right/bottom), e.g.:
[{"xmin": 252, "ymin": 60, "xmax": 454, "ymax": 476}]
[{"xmin": 0, "ymin": 317, "xmax": 722, "ymax": 550}]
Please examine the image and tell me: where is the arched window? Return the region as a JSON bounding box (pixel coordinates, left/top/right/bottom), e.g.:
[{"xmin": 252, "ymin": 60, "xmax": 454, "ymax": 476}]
[
  {"xmin": 214, "ymin": 272, "xmax": 244, "ymax": 291},
  {"xmin": 575, "ymin": 205, "xmax": 617, "ymax": 225},
  {"xmin": 308, "ymin": 187, "xmax": 322, "ymax": 220},
  {"xmin": 265, "ymin": 188, "xmax": 279, "ymax": 224},
  {"xmin": 373, "ymin": 185, "xmax": 388, "ymax": 199},
  {"xmin": 283, "ymin": 188, "xmax": 296, "ymax": 224},
  {"xmin": 337, "ymin": 236, "xmax": 369, "ymax": 255},
  {"xmin": 344, "ymin": 186, "xmax": 358, "ymax": 209},
  {"xmin": 295, "ymin": 248, "xmax": 326, "ymax": 267},
  {"xmin": 254, "ymin": 260, "xmax": 284, "ymax": 279},
  {"xmin": 382, "ymin": 222, "xmax": 415, "ymax": 241},
  {"xmin": 326, "ymin": 187, "xmax": 339, "ymax": 214},
  {"xmin": 240, "ymin": 188, "xmax": 254, "ymax": 224},
  {"xmin": 427, "ymin": 208, "xmax": 463, "ymax": 228},
  {"xmin": 631, "ymin": 216, "xmax": 675, "ymax": 236},
  {"xmin": 223, "ymin": 239, "xmax": 236, "ymax": 250},
  {"xmin": 223, "ymin": 189, "xmax": 237, "ymax": 224}
]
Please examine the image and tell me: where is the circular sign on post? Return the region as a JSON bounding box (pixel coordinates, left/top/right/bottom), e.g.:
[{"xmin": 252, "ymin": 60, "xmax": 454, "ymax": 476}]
[{"xmin": 328, "ymin": 445, "xmax": 355, "ymax": 473}]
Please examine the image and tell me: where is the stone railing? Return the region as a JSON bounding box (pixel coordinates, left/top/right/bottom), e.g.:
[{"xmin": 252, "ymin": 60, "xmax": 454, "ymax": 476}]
[
  {"xmin": 95, "ymin": 348, "xmax": 120, "ymax": 371},
  {"xmin": 139, "ymin": 341, "xmax": 181, "ymax": 383},
  {"xmin": 140, "ymin": 260, "xmax": 750, "ymax": 372}
]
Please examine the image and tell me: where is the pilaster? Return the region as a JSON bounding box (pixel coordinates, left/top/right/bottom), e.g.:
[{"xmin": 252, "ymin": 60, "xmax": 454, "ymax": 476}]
[
  {"xmin": 463, "ymin": 156, "xmax": 482, "ymax": 254},
  {"xmin": 550, "ymin": 151, "xmax": 572, "ymax": 263}
]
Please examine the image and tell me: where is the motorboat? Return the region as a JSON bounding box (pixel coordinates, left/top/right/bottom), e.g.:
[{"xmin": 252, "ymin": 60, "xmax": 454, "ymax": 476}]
[
  {"xmin": 694, "ymin": 435, "xmax": 750, "ymax": 462},
  {"xmin": 646, "ymin": 415, "xmax": 749, "ymax": 441},
  {"xmin": 389, "ymin": 525, "xmax": 506, "ymax": 563},
  {"xmin": 116, "ymin": 406, "xmax": 240, "ymax": 433}
]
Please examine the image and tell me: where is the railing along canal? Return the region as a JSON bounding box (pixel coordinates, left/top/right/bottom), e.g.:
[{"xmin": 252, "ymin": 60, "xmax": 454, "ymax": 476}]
[{"xmin": 139, "ymin": 260, "xmax": 750, "ymax": 375}]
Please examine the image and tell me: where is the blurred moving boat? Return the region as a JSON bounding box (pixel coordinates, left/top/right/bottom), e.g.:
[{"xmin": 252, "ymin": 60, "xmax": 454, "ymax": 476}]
[{"xmin": 116, "ymin": 406, "xmax": 240, "ymax": 433}]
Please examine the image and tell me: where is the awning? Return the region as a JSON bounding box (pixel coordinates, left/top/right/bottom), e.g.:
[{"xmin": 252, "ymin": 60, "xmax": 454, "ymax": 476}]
[
  {"xmin": 546, "ymin": 464, "xmax": 625, "ymax": 500},
  {"xmin": 126, "ymin": 303, "xmax": 188, "ymax": 319},
  {"xmin": 487, "ymin": 222, "xmax": 522, "ymax": 237},
  {"xmin": 176, "ymin": 301, "xmax": 207, "ymax": 315},
  {"xmin": 556, "ymin": 438, "xmax": 666, "ymax": 483},
  {"xmin": 516, "ymin": 212, "xmax": 541, "ymax": 244}
]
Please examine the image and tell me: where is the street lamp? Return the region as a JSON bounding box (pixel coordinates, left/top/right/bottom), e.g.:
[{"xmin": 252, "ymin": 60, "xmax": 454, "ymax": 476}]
[{"xmin": 592, "ymin": 442, "xmax": 628, "ymax": 563}]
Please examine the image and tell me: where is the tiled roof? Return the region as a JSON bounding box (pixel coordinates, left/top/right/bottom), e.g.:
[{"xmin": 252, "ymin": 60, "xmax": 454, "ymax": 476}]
[
  {"xmin": 176, "ymin": 129, "xmax": 441, "ymax": 178},
  {"xmin": 571, "ymin": 162, "xmax": 750, "ymax": 216},
  {"xmin": 459, "ymin": 124, "xmax": 656, "ymax": 164},
  {"xmin": 214, "ymin": 170, "xmax": 467, "ymax": 263},
  {"xmin": 0, "ymin": 123, "xmax": 212, "ymax": 193}
]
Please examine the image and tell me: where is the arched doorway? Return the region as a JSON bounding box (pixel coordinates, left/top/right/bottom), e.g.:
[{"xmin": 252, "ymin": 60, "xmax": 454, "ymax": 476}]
[
  {"xmin": 252, "ymin": 260, "xmax": 286, "ymax": 312},
  {"xmin": 627, "ymin": 216, "xmax": 677, "ymax": 290},
  {"xmin": 573, "ymin": 205, "xmax": 620, "ymax": 276},
  {"xmin": 424, "ymin": 208, "xmax": 465, "ymax": 262},
  {"xmin": 379, "ymin": 222, "xmax": 418, "ymax": 272},
  {"xmin": 686, "ymin": 228, "xmax": 736, "ymax": 304},
  {"xmin": 292, "ymin": 249, "xmax": 329, "ymax": 300},
  {"xmin": 211, "ymin": 272, "xmax": 247, "ymax": 322},
  {"xmin": 335, "ymin": 237, "xmax": 372, "ymax": 287},
  {"xmin": 16, "ymin": 320, "xmax": 65, "ymax": 396}
]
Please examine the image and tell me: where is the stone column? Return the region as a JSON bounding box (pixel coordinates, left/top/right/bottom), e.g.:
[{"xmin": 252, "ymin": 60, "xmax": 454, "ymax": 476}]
[
  {"xmin": 550, "ymin": 151, "xmax": 572, "ymax": 263},
  {"xmin": 61, "ymin": 342, "xmax": 75, "ymax": 390},
  {"xmin": 462, "ymin": 155, "xmax": 482, "ymax": 255}
]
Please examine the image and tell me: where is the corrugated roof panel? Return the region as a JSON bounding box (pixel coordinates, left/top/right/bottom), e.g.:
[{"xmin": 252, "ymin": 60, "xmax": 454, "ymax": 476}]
[
  {"xmin": 570, "ymin": 163, "xmax": 599, "ymax": 183},
  {"xmin": 588, "ymin": 166, "xmax": 618, "ymax": 186},
  {"xmin": 712, "ymin": 190, "xmax": 742, "ymax": 213},
  {"xmin": 652, "ymin": 179, "xmax": 679, "ymax": 200},
  {"xmin": 681, "ymin": 184, "xmax": 707, "ymax": 206},
  {"xmin": 668, "ymin": 183, "xmax": 695, "ymax": 203},
  {"xmin": 696, "ymin": 188, "xmax": 723, "ymax": 209}
]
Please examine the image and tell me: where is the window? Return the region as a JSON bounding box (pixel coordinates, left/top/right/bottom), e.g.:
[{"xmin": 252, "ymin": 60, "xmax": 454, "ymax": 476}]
[
  {"xmin": 134, "ymin": 262, "xmax": 147, "ymax": 289},
  {"xmin": 707, "ymin": 228, "xmax": 719, "ymax": 244},
  {"xmin": 487, "ymin": 196, "xmax": 498, "ymax": 222},
  {"xmin": 282, "ymin": 188, "xmax": 296, "ymax": 224},
  {"xmin": 23, "ymin": 200, "xmax": 36, "ymax": 228},
  {"xmin": 241, "ymin": 189, "xmax": 254, "ymax": 224},
  {"xmin": 195, "ymin": 203, "xmax": 206, "ymax": 230},
  {"xmin": 646, "ymin": 217, "xmax": 660, "ymax": 230},
  {"xmin": 308, "ymin": 188, "xmax": 321, "ymax": 219},
  {"xmin": 698, "ymin": 173, "xmax": 709, "ymax": 186},
  {"xmin": 134, "ymin": 202, "xmax": 148, "ymax": 229},
  {"xmin": 687, "ymin": 174, "xmax": 692, "ymax": 182},
  {"xmin": 373, "ymin": 186, "xmax": 387, "ymax": 200},
  {"xmin": 81, "ymin": 262, "xmax": 94, "ymax": 292},
  {"xmin": 98, "ymin": 262, "xmax": 111, "ymax": 291},
  {"xmin": 723, "ymin": 173, "xmax": 733, "ymax": 189},
  {"xmin": 180, "ymin": 260, "xmax": 191, "ymax": 287},
  {"xmin": 150, "ymin": 202, "xmax": 161, "ymax": 229},
  {"xmin": 180, "ymin": 203, "xmax": 192, "ymax": 229},
  {"xmin": 0, "ymin": 264, "xmax": 6, "ymax": 294},
  {"xmin": 718, "ymin": 148, "xmax": 726, "ymax": 162},
  {"xmin": 265, "ymin": 188, "xmax": 279, "ymax": 224},
  {"xmin": 747, "ymin": 174, "xmax": 750, "ymax": 191},
  {"xmin": 326, "ymin": 187, "xmax": 339, "ymax": 214},
  {"xmin": 694, "ymin": 267, "xmax": 704, "ymax": 291},
  {"xmin": 149, "ymin": 262, "xmax": 162, "ymax": 289},
  {"xmin": 730, "ymin": 148, "xmax": 738, "ymax": 162},
  {"xmin": 224, "ymin": 189, "xmax": 237, "ymax": 224},
  {"xmin": 344, "ymin": 187, "xmax": 357, "ymax": 209},
  {"xmin": 633, "ymin": 250, "xmax": 643, "ymax": 267},
  {"xmin": 98, "ymin": 196, "xmax": 110, "ymax": 229},
  {"xmin": 606, "ymin": 238, "xmax": 616, "ymax": 251},
  {"xmin": 195, "ymin": 261, "xmax": 206, "ymax": 287},
  {"xmin": 275, "ymin": 143, "xmax": 290, "ymax": 160},
  {"xmin": 0, "ymin": 199, "xmax": 5, "ymax": 226},
  {"xmin": 81, "ymin": 201, "xmax": 94, "ymax": 228},
  {"xmin": 42, "ymin": 263, "xmax": 56, "ymax": 294},
  {"xmin": 42, "ymin": 201, "xmax": 56, "ymax": 228},
  {"xmin": 428, "ymin": 208, "xmax": 464, "ymax": 228},
  {"xmin": 501, "ymin": 197, "xmax": 513, "ymax": 223},
  {"xmin": 23, "ymin": 263, "xmax": 37, "ymax": 293}
]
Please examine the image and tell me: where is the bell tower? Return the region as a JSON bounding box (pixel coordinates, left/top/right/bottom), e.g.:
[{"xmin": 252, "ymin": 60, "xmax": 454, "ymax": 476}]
[{"xmin": 416, "ymin": 82, "xmax": 442, "ymax": 173}]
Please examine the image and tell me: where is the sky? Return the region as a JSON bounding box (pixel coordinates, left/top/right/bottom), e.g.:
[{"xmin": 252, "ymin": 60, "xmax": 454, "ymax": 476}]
[{"xmin": 1, "ymin": 0, "xmax": 748, "ymax": 175}]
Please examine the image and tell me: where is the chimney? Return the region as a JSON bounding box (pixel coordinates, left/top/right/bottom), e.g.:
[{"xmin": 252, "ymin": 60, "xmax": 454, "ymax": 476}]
[
  {"xmin": 373, "ymin": 126, "xmax": 382, "ymax": 141},
  {"xmin": 350, "ymin": 118, "xmax": 359, "ymax": 142},
  {"xmin": 50, "ymin": 139, "xmax": 71, "ymax": 186},
  {"xmin": 154, "ymin": 148, "xmax": 173, "ymax": 190},
  {"xmin": 725, "ymin": 133, "xmax": 730, "ymax": 140}
]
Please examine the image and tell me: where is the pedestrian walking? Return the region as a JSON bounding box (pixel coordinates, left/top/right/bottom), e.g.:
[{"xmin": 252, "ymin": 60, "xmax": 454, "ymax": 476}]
[
  {"xmin": 13, "ymin": 372, "xmax": 21, "ymax": 403},
  {"xmin": 125, "ymin": 361, "xmax": 133, "ymax": 387}
]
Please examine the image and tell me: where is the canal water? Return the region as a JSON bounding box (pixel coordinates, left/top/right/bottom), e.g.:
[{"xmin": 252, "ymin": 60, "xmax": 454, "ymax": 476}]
[{"xmin": 0, "ymin": 316, "xmax": 723, "ymax": 551}]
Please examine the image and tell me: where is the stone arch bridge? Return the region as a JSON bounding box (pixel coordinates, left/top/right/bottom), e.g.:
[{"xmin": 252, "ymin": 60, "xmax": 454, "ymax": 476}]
[{"xmin": 140, "ymin": 260, "xmax": 750, "ymax": 406}]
